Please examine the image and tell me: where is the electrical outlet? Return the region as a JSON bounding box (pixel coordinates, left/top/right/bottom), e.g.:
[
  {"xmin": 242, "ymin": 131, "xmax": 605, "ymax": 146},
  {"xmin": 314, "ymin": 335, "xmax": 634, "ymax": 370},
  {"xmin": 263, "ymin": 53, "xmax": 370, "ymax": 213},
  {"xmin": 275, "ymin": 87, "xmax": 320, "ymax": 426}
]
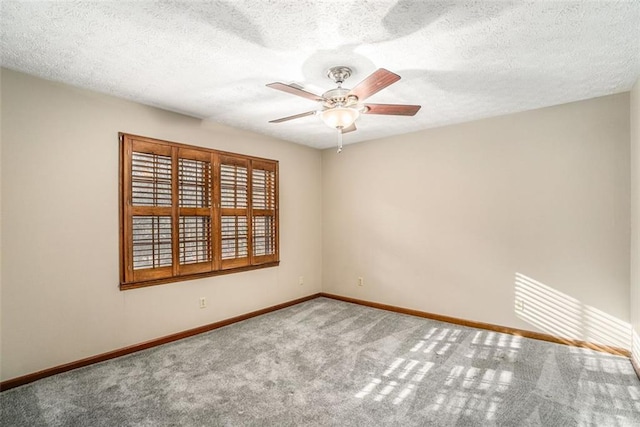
[
  {"xmin": 515, "ymin": 299, "xmax": 524, "ymax": 311},
  {"xmin": 199, "ymin": 297, "xmax": 207, "ymax": 309},
  {"xmin": 298, "ymin": 276, "xmax": 304, "ymax": 286},
  {"xmin": 358, "ymin": 277, "xmax": 364, "ymax": 287}
]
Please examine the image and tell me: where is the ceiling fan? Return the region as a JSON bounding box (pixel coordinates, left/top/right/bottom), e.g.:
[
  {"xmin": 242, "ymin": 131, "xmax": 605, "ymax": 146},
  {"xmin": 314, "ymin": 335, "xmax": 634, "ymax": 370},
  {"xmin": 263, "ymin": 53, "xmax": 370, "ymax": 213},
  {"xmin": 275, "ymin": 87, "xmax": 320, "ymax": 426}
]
[{"xmin": 266, "ymin": 66, "xmax": 421, "ymax": 152}]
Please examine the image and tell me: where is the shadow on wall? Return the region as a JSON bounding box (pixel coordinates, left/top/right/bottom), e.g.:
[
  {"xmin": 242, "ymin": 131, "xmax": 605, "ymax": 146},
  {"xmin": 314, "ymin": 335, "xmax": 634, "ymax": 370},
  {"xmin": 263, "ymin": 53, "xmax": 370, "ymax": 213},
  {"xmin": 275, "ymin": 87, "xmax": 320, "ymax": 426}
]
[{"xmin": 514, "ymin": 273, "xmax": 631, "ymax": 350}]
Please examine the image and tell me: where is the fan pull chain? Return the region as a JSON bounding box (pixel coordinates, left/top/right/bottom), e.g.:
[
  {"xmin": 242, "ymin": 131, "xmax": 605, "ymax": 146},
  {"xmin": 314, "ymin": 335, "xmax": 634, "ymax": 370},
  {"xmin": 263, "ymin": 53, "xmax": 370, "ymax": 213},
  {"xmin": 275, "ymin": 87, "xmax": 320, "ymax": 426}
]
[{"xmin": 337, "ymin": 128, "xmax": 343, "ymax": 153}]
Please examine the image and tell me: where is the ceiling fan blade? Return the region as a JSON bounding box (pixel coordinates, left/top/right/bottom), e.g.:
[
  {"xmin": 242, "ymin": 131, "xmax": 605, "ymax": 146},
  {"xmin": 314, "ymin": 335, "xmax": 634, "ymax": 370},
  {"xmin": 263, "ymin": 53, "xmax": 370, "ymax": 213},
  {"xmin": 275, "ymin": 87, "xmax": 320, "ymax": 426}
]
[
  {"xmin": 363, "ymin": 103, "xmax": 421, "ymax": 116},
  {"xmin": 341, "ymin": 123, "xmax": 357, "ymax": 134},
  {"xmin": 349, "ymin": 68, "xmax": 400, "ymax": 101},
  {"xmin": 268, "ymin": 110, "xmax": 316, "ymax": 123},
  {"xmin": 266, "ymin": 82, "xmax": 323, "ymax": 102}
]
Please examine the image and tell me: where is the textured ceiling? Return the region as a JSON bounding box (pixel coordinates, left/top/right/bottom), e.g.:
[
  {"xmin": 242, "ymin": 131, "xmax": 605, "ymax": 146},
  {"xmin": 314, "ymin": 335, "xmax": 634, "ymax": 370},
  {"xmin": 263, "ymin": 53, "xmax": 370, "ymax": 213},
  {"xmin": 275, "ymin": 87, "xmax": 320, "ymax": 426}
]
[{"xmin": 1, "ymin": 1, "xmax": 639, "ymax": 149}]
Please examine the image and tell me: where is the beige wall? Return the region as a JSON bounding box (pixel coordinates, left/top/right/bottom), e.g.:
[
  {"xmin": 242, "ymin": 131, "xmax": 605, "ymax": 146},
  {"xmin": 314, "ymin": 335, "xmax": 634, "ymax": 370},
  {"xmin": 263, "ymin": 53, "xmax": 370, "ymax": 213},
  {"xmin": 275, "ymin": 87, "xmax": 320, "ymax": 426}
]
[
  {"xmin": 1, "ymin": 67, "xmax": 635, "ymax": 382},
  {"xmin": 0, "ymin": 69, "xmax": 323, "ymax": 381},
  {"xmin": 323, "ymin": 93, "xmax": 631, "ymax": 350},
  {"xmin": 631, "ymin": 77, "xmax": 640, "ymax": 367}
]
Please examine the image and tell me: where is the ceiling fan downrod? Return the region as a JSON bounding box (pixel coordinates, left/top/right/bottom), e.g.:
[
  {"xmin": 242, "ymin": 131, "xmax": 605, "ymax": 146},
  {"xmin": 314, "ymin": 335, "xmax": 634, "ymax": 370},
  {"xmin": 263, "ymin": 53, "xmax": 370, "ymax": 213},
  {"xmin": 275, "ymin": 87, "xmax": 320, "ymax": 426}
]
[{"xmin": 326, "ymin": 66, "xmax": 352, "ymax": 87}]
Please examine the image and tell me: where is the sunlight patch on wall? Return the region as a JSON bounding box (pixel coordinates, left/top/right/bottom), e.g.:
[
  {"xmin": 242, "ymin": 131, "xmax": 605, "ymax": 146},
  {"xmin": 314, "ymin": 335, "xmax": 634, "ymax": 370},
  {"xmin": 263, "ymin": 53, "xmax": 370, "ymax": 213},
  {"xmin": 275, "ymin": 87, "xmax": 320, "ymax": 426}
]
[{"xmin": 515, "ymin": 273, "xmax": 631, "ymax": 350}]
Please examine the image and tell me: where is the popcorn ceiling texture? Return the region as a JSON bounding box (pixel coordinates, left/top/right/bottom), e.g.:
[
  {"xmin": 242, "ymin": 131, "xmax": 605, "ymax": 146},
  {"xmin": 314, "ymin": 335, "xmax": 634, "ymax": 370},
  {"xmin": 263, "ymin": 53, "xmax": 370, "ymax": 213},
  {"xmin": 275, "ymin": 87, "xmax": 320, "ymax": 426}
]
[{"xmin": 1, "ymin": 1, "xmax": 639, "ymax": 149}]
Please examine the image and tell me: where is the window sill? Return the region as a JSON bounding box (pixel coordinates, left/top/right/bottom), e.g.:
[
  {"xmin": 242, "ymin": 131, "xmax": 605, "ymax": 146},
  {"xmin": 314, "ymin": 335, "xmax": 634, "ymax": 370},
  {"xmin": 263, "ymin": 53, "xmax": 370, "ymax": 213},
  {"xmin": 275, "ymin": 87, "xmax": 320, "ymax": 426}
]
[{"xmin": 120, "ymin": 261, "xmax": 280, "ymax": 291}]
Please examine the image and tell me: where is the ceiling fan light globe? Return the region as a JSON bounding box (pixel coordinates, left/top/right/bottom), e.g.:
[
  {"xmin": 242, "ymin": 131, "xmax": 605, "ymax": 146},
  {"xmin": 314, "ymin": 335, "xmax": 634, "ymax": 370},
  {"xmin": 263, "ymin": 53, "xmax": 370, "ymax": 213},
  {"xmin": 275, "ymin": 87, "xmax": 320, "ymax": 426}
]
[{"xmin": 321, "ymin": 107, "xmax": 360, "ymax": 129}]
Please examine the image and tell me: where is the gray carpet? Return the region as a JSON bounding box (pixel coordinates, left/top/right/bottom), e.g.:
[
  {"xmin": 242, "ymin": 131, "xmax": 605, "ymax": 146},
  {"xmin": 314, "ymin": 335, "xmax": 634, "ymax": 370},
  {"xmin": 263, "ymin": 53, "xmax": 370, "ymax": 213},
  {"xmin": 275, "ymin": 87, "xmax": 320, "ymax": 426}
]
[{"xmin": 1, "ymin": 297, "xmax": 639, "ymax": 426}]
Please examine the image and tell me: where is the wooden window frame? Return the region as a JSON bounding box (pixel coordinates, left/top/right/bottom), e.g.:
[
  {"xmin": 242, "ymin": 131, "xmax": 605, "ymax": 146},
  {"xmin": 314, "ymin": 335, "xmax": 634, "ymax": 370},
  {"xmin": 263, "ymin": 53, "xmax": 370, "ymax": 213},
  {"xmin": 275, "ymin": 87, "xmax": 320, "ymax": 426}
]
[{"xmin": 120, "ymin": 133, "xmax": 279, "ymax": 290}]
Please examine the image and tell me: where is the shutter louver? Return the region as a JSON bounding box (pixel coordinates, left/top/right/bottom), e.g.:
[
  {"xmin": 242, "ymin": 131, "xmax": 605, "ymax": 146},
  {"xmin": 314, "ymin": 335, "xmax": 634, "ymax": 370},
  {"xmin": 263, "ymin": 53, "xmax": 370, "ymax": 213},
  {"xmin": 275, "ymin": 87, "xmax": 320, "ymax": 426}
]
[
  {"xmin": 221, "ymin": 216, "xmax": 248, "ymax": 259},
  {"xmin": 221, "ymin": 163, "xmax": 248, "ymax": 209},
  {"xmin": 179, "ymin": 216, "xmax": 211, "ymax": 264},
  {"xmin": 251, "ymin": 168, "xmax": 275, "ymax": 210},
  {"xmin": 132, "ymin": 216, "xmax": 172, "ymax": 269},
  {"xmin": 131, "ymin": 152, "xmax": 172, "ymax": 206},
  {"xmin": 252, "ymin": 216, "xmax": 274, "ymax": 257},
  {"xmin": 179, "ymin": 158, "xmax": 211, "ymax": 208}
]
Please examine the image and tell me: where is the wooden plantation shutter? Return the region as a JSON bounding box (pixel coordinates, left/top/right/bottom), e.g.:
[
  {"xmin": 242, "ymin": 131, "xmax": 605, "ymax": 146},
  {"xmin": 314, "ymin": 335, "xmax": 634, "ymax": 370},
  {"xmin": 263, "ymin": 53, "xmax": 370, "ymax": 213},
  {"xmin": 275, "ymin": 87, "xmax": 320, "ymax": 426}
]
[
  {"xmin": 123, "ymin": 138, "xmax": 174, "ymax": 283},
  {"xmin": 120, "ymin": 133, "xmax": 279, "ymax": 289},
  {"xmin": 177, "ymin": 148, "xmax": 215, "ymax": 275},
  {"xmin": 219, "ymin": 155, "xmax": 250, "ymax": 269},
  {"xmin": 251, "ymin": 160, "xmax": 278, "ymax": 264}
]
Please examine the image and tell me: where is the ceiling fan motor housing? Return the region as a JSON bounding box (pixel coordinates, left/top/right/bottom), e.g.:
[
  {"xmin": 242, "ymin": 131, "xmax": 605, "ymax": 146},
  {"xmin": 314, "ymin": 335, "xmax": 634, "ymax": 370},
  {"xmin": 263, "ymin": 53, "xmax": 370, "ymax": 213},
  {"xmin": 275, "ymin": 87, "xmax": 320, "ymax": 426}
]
[{"xmin": 322, "ymin": 87, "xmax": 359, "ymax": 109}]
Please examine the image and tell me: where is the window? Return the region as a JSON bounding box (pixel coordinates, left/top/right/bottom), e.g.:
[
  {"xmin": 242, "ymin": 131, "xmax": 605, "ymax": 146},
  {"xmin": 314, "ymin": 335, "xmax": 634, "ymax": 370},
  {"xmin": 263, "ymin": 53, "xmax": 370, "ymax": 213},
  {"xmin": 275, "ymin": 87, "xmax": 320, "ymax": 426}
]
[{"xmin": 120, "ymin": 133, "xmax": 279, "ymax": 289}]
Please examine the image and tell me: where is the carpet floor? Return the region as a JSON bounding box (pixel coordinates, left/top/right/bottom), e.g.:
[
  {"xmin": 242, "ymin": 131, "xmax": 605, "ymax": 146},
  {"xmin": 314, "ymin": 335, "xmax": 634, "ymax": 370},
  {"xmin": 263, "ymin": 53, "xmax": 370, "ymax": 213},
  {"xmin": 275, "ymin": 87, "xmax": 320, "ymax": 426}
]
[{"xmin": 1, "ymin": 297, "xmax": 639, "ymax": 426}]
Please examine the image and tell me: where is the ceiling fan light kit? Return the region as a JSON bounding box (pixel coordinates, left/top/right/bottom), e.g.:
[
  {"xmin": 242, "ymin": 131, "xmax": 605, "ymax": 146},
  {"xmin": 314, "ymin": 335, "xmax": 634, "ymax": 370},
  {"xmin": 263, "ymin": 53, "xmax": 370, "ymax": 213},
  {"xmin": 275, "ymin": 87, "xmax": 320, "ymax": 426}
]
[
  {"xmin": 267, "ymin": 66, "xmax": 421, "ymax": 153},
  {"xmin": 321, "ymin": 107, "xmax": 360, "ymax": 129}
]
